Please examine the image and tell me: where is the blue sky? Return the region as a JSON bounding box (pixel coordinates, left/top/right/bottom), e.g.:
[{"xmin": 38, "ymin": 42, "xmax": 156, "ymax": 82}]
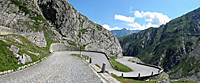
[{"xmin": 67, "ymin": 0, "xmax": 200, "ymax": 30}]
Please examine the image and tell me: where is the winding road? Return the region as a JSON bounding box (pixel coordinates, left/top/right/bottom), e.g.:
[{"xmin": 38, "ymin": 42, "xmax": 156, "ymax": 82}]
[
  {"xmin": 0, "ymin": 51, "xmax": 160, "ymax": 83},
  {"xmin": 0, "ymin": 52, "xmax": 102, "ymax": 83},
  {"xmin": 64, "ymin": 51, "xmax": 159, "ymax": 77}
]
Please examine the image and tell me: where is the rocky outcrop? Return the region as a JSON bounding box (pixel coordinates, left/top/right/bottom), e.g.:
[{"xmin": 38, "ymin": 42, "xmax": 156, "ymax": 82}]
[
  {"xmin": 0, "ymin": 0, "xmax": 122, "ymax": 57},
  {"xmin": 8, "ymin": 45, "xmax": 32, "ymax": 64},
  {"xmin": 18, "ymin": 54, "xmax": 32, "ymax": 64},
  {"xmin": 119, "ymin": 7, "xmax": 200, "ymax": 81},
  {"xmin": 20, "ymin": 32, "xmax": 47, "ymax": 47},
  {"xmin": 38, "ymin": 0, "xmax": 122, "ymax": 57}
]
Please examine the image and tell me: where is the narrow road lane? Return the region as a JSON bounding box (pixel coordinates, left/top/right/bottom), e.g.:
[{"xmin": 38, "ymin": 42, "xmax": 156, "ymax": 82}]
[{"xmin": 0, "ymin": 52, "xmax": 102, "ymax": 83}]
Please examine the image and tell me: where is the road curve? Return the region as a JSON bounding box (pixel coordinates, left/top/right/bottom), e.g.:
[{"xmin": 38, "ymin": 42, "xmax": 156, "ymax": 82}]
[
  {"xmin": 0, "ymin": 52, "xmax": 102, "ymax": 83},
  {"xmin": 64, "ymin": 51, "xmax": 159, "ymax": 77}
]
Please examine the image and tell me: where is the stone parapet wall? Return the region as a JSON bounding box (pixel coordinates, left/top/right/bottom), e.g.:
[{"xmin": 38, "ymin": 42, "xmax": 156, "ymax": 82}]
[{"xmin": 50, "ymin": 43, "xmax": 79, "ymax": 53}]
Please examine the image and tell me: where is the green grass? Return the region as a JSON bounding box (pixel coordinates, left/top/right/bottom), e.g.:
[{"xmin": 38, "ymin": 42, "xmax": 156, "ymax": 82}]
[
  {"xmin": 45, "ymin": 38, "xmax": 56, "ymax": 50},
  {"xmin": 0, "ymin": 40, "xmax": 18, "ymax": 72},
  {"xmin": 111, "ymin": 72, "xmax": 169, "ymax": 83},
  {"xmin": 29, "ymin": 14, "xmax": 49, "ymax": 26},
  {"xmin": 67, "ymin": 40, "xmax": 77, "ymax": 46},
  {"xmin": 110, "ymin": 57, "xmax": 133, "ymax": 72},
  {"xmin": 0, "ymin": 34, "xmax": 51, "ymax": 72},
  {"xmin": 71, "ymin": 54, "xmax": 89, "ymax": 60},
  {"xmin": 96, "ymin": 24, "xmax": 102, "ymax": 31}
]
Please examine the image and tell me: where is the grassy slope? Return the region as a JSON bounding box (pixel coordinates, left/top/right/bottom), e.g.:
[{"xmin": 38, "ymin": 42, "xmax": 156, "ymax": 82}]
[
  {"xmin": 118, "ymin": 8, "xmax": 200, "ymax": 81},
  {"xmin": 0, "ymin": 34, "xmax": 53, "ymax": 72},
  {"xmin": 111, "ymin": 72, "xmax": 168, "ymax": 83},
  {"xmin": 110, "ymin": 57, "xmax": 133, "ymax": 72}
]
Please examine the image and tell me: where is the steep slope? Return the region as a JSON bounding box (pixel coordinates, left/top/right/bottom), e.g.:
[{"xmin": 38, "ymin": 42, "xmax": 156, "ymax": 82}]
[
  {"xmin": 0, "ymin": 34, "xmax": 51, "ymax": 72},
  {"xmin": 0, "ymin": 0, "xmax": 122, "ymax": 57},
  {"xmin": 119, "ymin": 7, "xmax": 200, "ymax": 81},
  {"xmin": 110, "ymin": 28, "xmax": 140, "ymax": 38}
]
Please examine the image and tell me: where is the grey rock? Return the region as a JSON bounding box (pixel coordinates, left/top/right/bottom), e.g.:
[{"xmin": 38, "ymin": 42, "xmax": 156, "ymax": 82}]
[
  {"xmin": 9, "ymin": 45, "xmax": 19, "ymax": 55},
  {"xmin": 18, "ymin": 54, "xmax": 32, "ymax": 64},
  {"xmin": 38, "ymin": 0, "xmax": 122, "ymax": 57},
  {"xmin": 20, "ymin": 32, "xmax": 47, "ymax": 47}
]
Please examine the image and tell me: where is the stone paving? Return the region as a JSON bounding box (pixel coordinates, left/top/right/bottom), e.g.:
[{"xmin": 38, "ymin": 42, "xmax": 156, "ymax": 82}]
[
  {"xmin": 0, "ymin": 51, "xmax": 161, "ymax": 83},
  {"xmin": 0, "ymin": 52, "xmax": 102, "ymax": 83}
]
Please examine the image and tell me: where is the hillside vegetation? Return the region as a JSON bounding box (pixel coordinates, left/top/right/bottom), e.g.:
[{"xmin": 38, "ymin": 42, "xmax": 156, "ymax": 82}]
[
  {"xmin": 119, "ymin": 7, "xmax": 200, "ymax": 81},
  {"xmin": 0, "ymin": 34, "xmax": 52, "ymax": 72}
]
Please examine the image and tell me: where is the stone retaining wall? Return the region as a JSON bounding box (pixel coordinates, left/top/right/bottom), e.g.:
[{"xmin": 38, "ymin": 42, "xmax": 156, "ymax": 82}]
[
  {"xmin": 0, "ymin": 26, "xmax": 16, "ymax": 35},
  {"xmin": 0, "ymin": 27, "xmax": 47, "ymax": 47},
  {"xmin": 18, "ymin": 32, "xmax": 47, "ymax": 47},
  {"xmin": 50, "ymin": 43, "xmax": 80, "ymax": 53}
]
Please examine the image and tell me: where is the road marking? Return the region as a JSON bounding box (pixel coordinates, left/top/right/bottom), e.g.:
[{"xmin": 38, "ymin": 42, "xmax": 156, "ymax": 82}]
[{"xmin": 40, "ymin": 57, "xmax": 64, "ymax": 83}]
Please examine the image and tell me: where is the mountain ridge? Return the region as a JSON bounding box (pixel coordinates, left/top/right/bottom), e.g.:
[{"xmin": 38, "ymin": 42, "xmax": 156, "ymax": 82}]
[
  {"xmin": 119, "ymin": 7, "xmax": 200, "ymax": 82},
  {"xmin": 110, "ymin": 28, "xmax": 140, "ymax": 38},
  {"xmin": 0, "ymin": 0, "xmax": 122, "ymax": 57}
]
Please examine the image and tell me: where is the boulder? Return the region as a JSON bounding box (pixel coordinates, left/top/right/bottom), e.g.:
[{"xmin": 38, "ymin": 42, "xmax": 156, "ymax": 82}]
[
  {"xmin": 18, "ymin": 54, "xmax": 32, "ymax": 64},
  {"xmin": 9, "ymin": 45, "xmax": 19, "ymax": 55}
]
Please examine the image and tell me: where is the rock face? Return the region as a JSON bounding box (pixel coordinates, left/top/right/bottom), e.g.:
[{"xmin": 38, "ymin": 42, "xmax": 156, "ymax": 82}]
[
  {"xmin": 0, "ymin": 0, "xmax": 122, "ymax": 57},
  {"xmin": 119, "ymin": 7, "xmax": 200, "ymax": 81},
  {"xmin": 18, "ymin": 54, "xmax": 32, "ymax": 64},
  {"xmin": 20, "ymin": 32, "xmax": 47, "ymax": 47},
  {"xmin": 38, "ymin": 0, "xmax": 122, "ymax": 57},
  {"xmin": 9, "ymin": 45, "xmax": 19, "ymax": 55}
]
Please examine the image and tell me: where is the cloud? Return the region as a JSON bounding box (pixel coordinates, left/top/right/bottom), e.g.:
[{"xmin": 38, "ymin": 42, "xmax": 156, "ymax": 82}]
[
  {"xmin": 126, "ymin": 11, "xmax": 171, "ymax": 30},
  {"xmin": 128, "ymin": 22, "xmax": 159, "ymax": 30},
  {"xmin": 134, "ymin": 11, "xmax": 143, "ymax": 18},
  {"xmin": 102, "ymin": 24, "xmax": 122, "ymax": 31},
  {"xmin": 113, "ymin": 10, "xmax": 170, "ymax": 30},
  {"xmin": 114, "ymin": 15, "xmax": 135, "ymax": 23},
  {"xmin": 134, "ymin": 11, "xmax": 171, "ymax": 25}
]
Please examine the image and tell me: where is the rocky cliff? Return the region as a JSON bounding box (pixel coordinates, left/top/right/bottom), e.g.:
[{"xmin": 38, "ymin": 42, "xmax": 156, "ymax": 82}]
[
  {"xmin": 119, "ymin": 7, "xmax": 200, "ymax": 81},
  {"xmin": 0, "ymin": 0, "xmax": 122, "ymax": 57}
]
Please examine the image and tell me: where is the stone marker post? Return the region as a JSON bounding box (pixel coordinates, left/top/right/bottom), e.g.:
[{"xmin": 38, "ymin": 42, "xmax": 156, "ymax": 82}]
[
  {"xmin": 101, "ymin": 63, "xmax": 106, "ymax": 73},
  {"xmin": 89, "ymin": 58, "xmax": 92, "ymax": 63},
  {"xmin": 138, "ymin": 73, "xmax": 141, "ymax": 80}
]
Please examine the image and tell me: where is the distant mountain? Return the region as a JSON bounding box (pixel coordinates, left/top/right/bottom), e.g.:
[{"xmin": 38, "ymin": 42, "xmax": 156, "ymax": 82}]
[
  {"xmin": 110, "ymin": 28, "xmax": 140, "ymax": 38},
  {"xmin": 119, "ymin": 7, "xmax": 200, "ymax": 82}
]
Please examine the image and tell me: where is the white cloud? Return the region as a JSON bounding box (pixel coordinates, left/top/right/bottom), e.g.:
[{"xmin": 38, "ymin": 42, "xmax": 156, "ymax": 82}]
[
  {"xmin": 102, "ymin": 24, "xmax": 122, "ymax": 31},
  {"xmin": 134, "ymin": 11, "xmax": 143, "ymax": 18},
  {"xmin": 114, "ymin": 15, "xmax": 135, "ymax": 23},
  {"xmin": 127, "ymin": 11, "xmax": 171, "ymax": 30},
  {"xmin": 113, "ymin": 10, "xmax": 170, "ymax": 30},
  {"xmin": 128, "ymin": 22, "xmax": 159, "ymax": 30},
  {"xmin": 134, "ymin": 11, "xmax": 171, "ymax": 25}
]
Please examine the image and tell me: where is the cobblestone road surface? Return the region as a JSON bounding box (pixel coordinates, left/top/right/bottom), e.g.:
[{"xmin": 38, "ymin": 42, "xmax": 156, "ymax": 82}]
[{"xmin": 0, "ymin": 52, "xmax": 102, "ymax": 83}]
